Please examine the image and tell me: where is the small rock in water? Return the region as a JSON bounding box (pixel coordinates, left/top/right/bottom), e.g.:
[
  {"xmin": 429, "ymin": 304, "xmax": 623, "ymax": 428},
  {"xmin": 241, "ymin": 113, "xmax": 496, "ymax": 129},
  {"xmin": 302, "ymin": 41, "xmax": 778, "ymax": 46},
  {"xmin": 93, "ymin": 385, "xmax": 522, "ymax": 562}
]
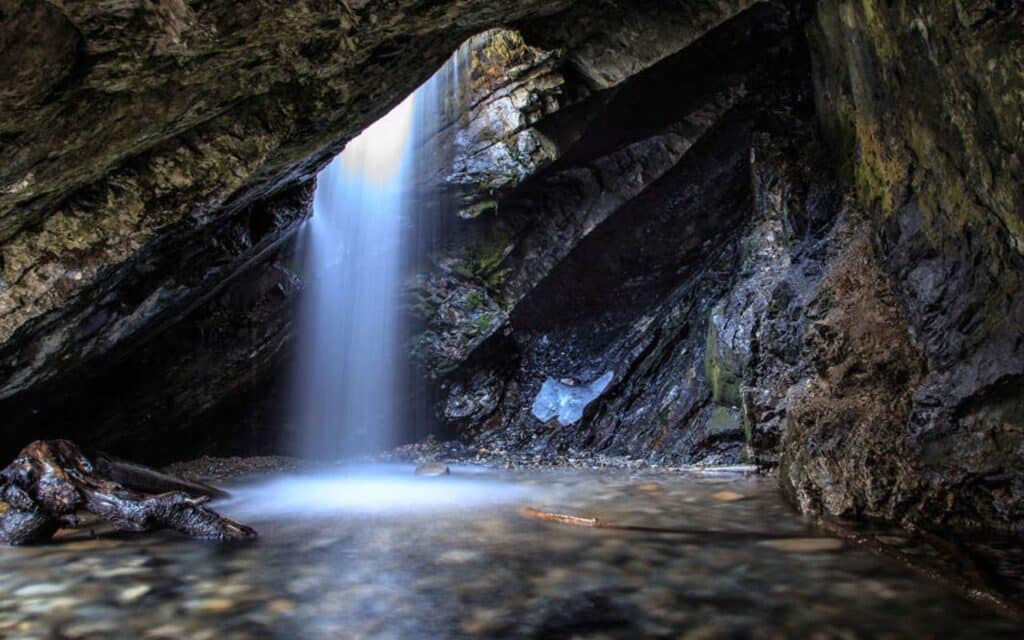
[
  {"xmin": 438, "ymin": 549, "xmax": 481, "ymax": 564},
  {"xmin": 119, "ymin": 584, "xmax": 152, "ymax": 603},
  {"xmin": 711, "ymin": 490, "xmax": 744, "ymax": 502},
  {"xmin": 876, "ymin": 535, "xmax": 908, "ymax": 546},
  {"xmin": 13, "ymin": 583, "xmax": 63, "ymax": 597},
  {"xmin": 268, "ymin": 599, "xmax": 296, "ymax": 613},
  {"xmin": 415, "ymin": 462, "xmax": 450, "ymax": 477},
  {"xmin": 758, "ymin": 538, "xmax": 844, "ymax": 552},
  {"xmin": 194, "ymin": 597, "xmax": 237, "ymax": 613}
]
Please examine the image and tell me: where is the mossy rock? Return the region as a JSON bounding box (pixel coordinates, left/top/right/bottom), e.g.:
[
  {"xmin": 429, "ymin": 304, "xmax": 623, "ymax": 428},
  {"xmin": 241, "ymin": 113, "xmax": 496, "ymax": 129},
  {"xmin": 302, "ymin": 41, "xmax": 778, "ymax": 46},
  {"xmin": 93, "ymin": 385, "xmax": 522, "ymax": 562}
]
[
  {"xmin": 707, "ymin": 404, "xmax": 741, "ymax": 435},
  {"xmin": 453, "ymin": 221, "xmax": 515, "ymax": 299},
  {"xmin": 704, "ymin": 302, "xmax": 743, "ymax": 408}
]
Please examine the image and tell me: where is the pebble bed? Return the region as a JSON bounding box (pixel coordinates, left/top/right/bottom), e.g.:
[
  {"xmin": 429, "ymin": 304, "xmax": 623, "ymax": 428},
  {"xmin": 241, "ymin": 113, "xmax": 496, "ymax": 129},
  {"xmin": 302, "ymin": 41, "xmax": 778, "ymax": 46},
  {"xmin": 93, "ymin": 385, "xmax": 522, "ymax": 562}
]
[{"xmin": 0, "ymin": 465, "xmax": 1021, "ymax": 639}]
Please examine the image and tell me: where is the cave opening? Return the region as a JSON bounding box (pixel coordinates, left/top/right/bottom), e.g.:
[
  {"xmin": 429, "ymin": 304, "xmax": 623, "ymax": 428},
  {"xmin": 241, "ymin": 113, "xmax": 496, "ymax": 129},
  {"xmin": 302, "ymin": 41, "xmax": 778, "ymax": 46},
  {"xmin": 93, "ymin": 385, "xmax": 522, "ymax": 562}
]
[{"xmin": 2, "ymin": 0, "xmax": 1024, "ymax": 634}]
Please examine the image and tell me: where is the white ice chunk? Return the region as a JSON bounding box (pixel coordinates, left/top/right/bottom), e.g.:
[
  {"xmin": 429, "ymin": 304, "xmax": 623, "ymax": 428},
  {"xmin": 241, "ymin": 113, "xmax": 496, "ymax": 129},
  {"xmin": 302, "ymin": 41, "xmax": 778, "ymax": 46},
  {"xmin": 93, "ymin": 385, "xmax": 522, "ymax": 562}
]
[{"xmin": 531, "ymin": 371, "xmax": 614, "ymax": 426}]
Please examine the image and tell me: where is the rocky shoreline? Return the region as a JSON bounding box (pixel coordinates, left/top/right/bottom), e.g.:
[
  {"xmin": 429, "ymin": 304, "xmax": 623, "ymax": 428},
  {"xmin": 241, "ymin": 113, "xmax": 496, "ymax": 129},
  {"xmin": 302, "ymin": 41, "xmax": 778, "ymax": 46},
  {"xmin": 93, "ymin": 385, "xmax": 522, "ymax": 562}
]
[{"xmin": 164, "ymin": 438, "xmax": 764, "ymax": 485}]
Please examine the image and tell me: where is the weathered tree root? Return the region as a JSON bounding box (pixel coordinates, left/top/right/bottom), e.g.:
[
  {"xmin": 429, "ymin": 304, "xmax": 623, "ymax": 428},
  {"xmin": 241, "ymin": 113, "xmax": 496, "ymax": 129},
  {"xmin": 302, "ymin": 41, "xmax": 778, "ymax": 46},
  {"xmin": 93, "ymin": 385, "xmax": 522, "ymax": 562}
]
[{"xmin": 0, "ymin": 440, "xmax": 256, "ymax": 545}]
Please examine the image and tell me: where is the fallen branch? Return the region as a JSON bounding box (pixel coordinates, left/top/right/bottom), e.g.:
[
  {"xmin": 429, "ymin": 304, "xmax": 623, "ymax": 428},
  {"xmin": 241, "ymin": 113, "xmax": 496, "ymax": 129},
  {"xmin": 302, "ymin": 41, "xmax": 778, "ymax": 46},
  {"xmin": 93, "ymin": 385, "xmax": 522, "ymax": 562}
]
[
  {"xmin": 518, "ymin": 507, "xmax": 792, "ymax": 539},
  {"xmin": 0, "ymin": 440, "xmax": 255, "ymax": 545},
  {"xmin": 519, "ymin": 507, "xmax": 599, "ymax": 527}
]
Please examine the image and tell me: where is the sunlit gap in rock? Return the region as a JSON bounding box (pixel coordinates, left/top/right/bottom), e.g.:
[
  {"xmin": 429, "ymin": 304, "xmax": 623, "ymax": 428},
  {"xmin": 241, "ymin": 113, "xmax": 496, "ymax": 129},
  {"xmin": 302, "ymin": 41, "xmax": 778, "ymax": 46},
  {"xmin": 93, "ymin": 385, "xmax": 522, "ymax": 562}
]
[{"xmin": 289, "ymin": 44, "xmax": 467, "ymax": 461}]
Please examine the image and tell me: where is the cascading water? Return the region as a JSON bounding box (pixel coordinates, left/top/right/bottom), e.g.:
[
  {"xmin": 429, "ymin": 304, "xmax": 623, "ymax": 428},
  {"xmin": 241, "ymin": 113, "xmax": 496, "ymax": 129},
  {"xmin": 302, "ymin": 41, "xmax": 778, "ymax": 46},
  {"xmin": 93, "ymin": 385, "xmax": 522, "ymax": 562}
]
[
  {"xmin": 291, "ymin": 46, "xmax": 468, "ymax": 460},
  {"xmin": 290, "ymin": 99, "xmax": 411, "ymax": 459}
]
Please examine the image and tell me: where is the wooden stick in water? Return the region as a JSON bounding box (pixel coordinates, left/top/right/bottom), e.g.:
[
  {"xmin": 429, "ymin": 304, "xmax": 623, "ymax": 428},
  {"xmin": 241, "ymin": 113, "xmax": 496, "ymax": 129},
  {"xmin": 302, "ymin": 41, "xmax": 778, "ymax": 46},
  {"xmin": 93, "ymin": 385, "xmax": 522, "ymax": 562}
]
[{"xmin": 518, "ymin": 507, "xmax": 791, "ymax": 539}]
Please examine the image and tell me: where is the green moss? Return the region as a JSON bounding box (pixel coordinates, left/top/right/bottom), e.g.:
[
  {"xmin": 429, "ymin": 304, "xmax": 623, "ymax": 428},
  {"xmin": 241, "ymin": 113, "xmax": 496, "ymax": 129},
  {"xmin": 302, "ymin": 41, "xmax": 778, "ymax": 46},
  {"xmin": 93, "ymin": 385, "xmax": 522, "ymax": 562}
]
[
  {"xmin": 825, "ymin": 100, "xmax": 906, "ymax": 217},
  {"xmin": 707, "ymin": 405, "xmax": 740, "ymax": 434},
  {"xmin": 704, "ymin": 306, "xmax": 743, "ymax": 407},
  {"xmin": 857, "ymin": 0, "xmax": 899, "ymax": 64},
  {"xmin": 851, "ymin": 116, "xmax": 905, "ymax": 216},
  {"xmin": 465, "ymin": 290, "xmax": 483, "ymax": 308},
  {"xmin": 741, "ymin": 395, "xmax": 755, "ymax": 452},
  {"xmin": 469, "ymin": 29, "xmax": 538, "ymax": 95},
  {"xmin": 454, "ymin": 222, "xmax": 514, "ymax": 301},
  {"xmin": 473, "ymin": 313, "xmax": 495, "ymax": 335},
  {"xmin": 459, "ymin": 199, "xmax": 498, "ymax": 220}
]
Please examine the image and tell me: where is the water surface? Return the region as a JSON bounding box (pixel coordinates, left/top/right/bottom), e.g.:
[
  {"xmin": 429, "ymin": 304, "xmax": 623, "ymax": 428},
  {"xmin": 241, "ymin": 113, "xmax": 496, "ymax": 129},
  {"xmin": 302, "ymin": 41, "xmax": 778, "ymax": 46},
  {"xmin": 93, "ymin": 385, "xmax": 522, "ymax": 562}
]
[{"xmin": 0, "ymin": 467, "xmax": 1019, "ymax": 639}]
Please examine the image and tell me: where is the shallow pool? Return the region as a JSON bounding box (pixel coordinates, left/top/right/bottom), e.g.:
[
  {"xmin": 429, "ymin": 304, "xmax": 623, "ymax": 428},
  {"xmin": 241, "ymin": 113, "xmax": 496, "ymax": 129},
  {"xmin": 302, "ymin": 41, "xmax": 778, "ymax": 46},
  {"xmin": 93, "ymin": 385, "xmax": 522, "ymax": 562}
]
[{"xmin": 0, "ymin": 466, "xmax": 1019, "ymax": 639}]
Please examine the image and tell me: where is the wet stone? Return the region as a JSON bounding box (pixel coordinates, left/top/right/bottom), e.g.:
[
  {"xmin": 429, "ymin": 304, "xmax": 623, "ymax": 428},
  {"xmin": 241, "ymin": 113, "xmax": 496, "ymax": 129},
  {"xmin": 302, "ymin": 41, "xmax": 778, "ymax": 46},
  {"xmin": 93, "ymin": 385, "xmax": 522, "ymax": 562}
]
[
  {"xmin": 119, "ymin": 585, "xmax": 151, "ymax": 603},
  {"xmin": 414, "ymin": 462, "xmax": 450, "ymax": 476},
  {"xmin": 758, "ymin": 538, "xmax": 845, "ymax": 553},
  {"xmin": 711, "ymin": 490, "xmax": 745, "ymax": 502},
  {"xmin": 12, "ymin": 584, "xmax": 63, "ymax": 597}
]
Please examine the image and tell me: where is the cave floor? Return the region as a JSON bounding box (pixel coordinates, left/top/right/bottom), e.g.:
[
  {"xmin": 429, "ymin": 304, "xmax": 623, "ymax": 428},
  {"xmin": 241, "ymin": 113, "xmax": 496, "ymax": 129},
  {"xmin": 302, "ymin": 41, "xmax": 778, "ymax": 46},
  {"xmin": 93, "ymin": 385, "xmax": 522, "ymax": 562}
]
[{"xmin": 1, "ymin": 465, "xmax": 1021, "ymax": 639}]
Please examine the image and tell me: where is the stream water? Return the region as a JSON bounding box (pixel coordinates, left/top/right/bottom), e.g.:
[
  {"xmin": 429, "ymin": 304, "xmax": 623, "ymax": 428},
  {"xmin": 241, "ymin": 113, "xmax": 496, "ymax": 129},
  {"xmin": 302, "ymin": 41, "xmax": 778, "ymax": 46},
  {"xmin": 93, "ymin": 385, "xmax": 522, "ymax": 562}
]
[{"xmin": 1, "ymin": 467, "xmax": 1020, "ymax": 639}]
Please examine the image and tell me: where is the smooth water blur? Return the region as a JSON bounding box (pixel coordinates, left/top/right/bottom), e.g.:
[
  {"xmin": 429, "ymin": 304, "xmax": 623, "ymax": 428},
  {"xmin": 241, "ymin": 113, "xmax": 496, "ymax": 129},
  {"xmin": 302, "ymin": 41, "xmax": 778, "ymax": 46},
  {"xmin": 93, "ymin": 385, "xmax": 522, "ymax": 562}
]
[
  {"xmin": 221, "ymin": 465, "xmax": 531, "ymax": 519},
  {"xmin": 1, "ymin": 468, "xmax": 1021, "ymax": 639},
  {"xmin": 291, "ymin": 40, "xmax": 471, "ymax": 459},
  {"xmin": 291, "ymin": 96, "xmax": 415, "ymax": 459}
]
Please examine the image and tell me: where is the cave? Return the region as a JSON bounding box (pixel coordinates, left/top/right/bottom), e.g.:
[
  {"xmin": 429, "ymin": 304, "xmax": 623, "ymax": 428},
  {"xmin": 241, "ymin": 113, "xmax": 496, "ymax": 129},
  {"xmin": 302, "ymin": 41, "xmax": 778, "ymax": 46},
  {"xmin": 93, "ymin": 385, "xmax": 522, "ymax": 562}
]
[{"xmin": 1, "ymin": 0, "xmax": 1023, "ymax": 636}]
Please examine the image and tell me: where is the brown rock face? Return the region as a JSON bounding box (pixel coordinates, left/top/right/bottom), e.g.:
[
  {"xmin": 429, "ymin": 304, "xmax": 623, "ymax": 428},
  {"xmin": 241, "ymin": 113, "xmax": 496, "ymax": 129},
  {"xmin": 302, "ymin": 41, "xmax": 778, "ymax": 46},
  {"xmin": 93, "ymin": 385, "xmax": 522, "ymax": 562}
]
[
  {"xmin": 781, "ymin": 226, "xmax": 926, "ymax": 521},
  {"xmin": 783, "ymin": 0, "xmax": 1024, "ymax": 532}
]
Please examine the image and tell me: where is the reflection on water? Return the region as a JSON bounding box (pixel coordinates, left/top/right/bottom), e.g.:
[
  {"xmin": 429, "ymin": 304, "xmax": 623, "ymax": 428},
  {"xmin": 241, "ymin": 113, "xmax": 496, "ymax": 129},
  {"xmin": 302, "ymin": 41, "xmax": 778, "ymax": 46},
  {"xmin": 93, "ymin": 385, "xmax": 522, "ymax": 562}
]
[{"xmin": 0, "ymin": 468, "xmax": 1020, "ymax": 639}]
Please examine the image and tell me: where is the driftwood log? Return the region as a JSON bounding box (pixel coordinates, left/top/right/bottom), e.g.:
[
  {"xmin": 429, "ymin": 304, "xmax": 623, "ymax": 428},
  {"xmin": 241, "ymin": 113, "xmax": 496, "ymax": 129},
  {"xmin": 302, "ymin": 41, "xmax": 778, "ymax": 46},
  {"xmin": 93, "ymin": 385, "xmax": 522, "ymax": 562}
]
[{"xmin": 0, "ymin": 440, "xmax": 255, "ymax": 545}]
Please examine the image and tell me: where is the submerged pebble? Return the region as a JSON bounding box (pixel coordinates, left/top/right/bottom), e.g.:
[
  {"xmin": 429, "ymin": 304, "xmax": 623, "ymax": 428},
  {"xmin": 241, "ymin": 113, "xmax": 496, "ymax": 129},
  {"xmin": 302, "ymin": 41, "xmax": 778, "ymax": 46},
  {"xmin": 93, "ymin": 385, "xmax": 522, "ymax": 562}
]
[
  {"xmin": 758, "ymin": 538, "xmax": 845, "ymax": 552},
  {"xmin": 711, "ymin": 490, "xmax": 745, "ymax": 502},
  {"xmin": 414, "ymin": 462, "xmax": 450, "ymax": 477},
  {"xmin": 119, "ymin": 584, "xmax": 151, "ymax": 603}
]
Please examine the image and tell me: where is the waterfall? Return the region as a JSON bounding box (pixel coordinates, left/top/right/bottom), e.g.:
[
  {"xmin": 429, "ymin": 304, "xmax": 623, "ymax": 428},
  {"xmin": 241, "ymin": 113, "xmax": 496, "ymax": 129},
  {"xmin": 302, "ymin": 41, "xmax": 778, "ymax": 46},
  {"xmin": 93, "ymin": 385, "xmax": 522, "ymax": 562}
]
[{"xmin": 291, "ymin": 47, "xmax": 469, "ymax": 460}]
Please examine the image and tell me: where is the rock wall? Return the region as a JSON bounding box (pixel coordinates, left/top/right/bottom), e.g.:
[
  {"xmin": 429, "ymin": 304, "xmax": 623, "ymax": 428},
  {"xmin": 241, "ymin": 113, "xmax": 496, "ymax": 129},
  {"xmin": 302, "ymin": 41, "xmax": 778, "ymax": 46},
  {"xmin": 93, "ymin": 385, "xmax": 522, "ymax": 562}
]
[
  {"xmin": 420, "ymin": 3, "xmax": 838, "ymax": 466},
  {"xmin": 780, "ymin": 0, "xmax": 1024, "ymax": 532}
]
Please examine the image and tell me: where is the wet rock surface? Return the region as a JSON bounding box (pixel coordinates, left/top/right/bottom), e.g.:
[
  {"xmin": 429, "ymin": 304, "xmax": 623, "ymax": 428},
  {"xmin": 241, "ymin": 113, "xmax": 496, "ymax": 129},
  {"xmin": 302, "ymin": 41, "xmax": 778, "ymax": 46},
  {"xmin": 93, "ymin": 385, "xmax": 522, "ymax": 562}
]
[
  {"xmin": 0, "ymin": 466, "xmax": 1020, "ymax": 638},
  {"xmin": 425, "ymin": 2, "xmax": 820, "ymax": 467},
  {"xmin": 420, "ymin": 0, "xmax": 1024, "ymax": 536},
  {"xmin": 785, "ymin": 0, "xmax": 1024, "ymax": 532}
]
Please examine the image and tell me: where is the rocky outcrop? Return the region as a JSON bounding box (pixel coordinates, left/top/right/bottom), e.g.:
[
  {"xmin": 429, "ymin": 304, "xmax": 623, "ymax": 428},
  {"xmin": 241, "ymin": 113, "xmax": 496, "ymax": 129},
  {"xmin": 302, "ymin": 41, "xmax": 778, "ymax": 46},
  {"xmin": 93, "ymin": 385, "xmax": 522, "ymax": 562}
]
[
  {"xmin": 411, "ymin": 2, "xmax": 803, "ymax": 376},
  {"xmin": 426, "ymin": 0, "xmax": 1024, "ymax": 535},
  {"xmin": 425, "ymin": 2, "xmax": 819, "ymax": 462},
  {"xmin": 0, "ymin": 0, "xmax": 761, "ymax": 459},
  {"xmin": 0, "ymin": 183, "xmax": 308, "ymax": 462},
  {"xmin": 780, "ymin": 219, "xmax": 926, "ymax": 522},
  {"xmin": 780, "ymin": 0, "xmax": 1024, "ymax": 533},
  {"xmin": 704, "ymin": 128, "xmax": 841, "ymax": 466},
  {"xmin": 0, "ymin": 0, "xmax": 577, "ymax": 430}
]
